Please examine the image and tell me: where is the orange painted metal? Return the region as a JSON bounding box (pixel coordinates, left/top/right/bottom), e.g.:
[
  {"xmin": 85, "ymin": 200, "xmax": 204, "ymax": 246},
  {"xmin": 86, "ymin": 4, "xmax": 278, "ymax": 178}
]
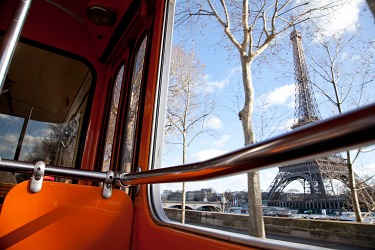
[
  {"xmin": 0, "ymin": 1, "xmax": 260, "ymax": 249},
  {"xmin": 128, "ymin": 1, "xmax": 258, "ymax": 249},
  {"xmin": 0, "ymin": 181, "xmax": 132, "ymax": 249},
  {"xmin": 131, "ymin": 187, "xmax": 257, "ymax": 250}
]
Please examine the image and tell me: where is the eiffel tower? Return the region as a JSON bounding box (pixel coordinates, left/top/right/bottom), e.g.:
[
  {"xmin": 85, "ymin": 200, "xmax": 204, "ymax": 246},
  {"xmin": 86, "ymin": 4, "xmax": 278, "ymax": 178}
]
[{"xmin": 265, "ymin": 29, "xmax": 350, "ymax": 211}]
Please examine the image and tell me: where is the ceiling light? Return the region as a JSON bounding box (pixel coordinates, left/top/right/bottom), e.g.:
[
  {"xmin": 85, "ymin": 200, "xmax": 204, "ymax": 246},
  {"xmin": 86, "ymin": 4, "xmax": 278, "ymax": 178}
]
[{"xmin": 86, "ymin": 5, "xmax": 116, "ymax": 26}]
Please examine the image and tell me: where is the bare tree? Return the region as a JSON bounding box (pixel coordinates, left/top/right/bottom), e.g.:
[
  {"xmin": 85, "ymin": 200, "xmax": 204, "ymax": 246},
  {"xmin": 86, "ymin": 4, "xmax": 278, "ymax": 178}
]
[
  {"xmin": 308, "ymin": 31, "xmax": 375, "ymax": 222},
  {"xmin": 121, "ymin": 39, "xmax": 147, "ymax": 174},
  {"xmin": 358, "ymin": 175, "xmax": 375, "ymax": 217},
  {"xmin": 356, "ymin": 175, "xmax": 375, "ymax": 218},
  {"xmin": 226, "ymin": 80, "xmax": 293, "ymax": 142},
  {"xmin": 25, "ymin": 114, "xmax": 80, "ymax": 167},
  {"xmin": 253, "ymin": 95, "xmax": 292, "ymax": 141},
  {"xmin": 102, "ymin": 66, "xmax": 124, "ymax": 172},
  {"xmin": 175, "ymin": 0, "xmax": 347, "ymax": 237},
  {"xmin": 166, "ymin": 45, "xmax": 216, "ymax": 224}
]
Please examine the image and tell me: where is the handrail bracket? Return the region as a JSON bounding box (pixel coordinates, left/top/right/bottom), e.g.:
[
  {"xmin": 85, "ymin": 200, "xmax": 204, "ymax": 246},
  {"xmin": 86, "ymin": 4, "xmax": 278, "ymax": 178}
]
[
  {"xmin": 30, "ymin": 161, "xmax": 45, "ymax": 193},
  {"xmin": 103, "ymin": 170, "xmax": 115, "ymax": 199}
]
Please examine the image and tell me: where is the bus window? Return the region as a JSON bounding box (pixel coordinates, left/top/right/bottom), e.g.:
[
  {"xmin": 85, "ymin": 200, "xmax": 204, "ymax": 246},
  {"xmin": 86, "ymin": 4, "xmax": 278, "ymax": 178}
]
[
  {"xmin": 120, "ymin": 37, "xmax": 148, "ymax": 173},
  {"xmin": 150, "ymin": 0, "xmax": 375, "ymax": 248},
  {"xmin": 0, "ymin": 41, "xmax": 92, "ymax": 182},
  {"xmin": 102, "ymin": 65, "xmax": 124, "ymax": 172}
]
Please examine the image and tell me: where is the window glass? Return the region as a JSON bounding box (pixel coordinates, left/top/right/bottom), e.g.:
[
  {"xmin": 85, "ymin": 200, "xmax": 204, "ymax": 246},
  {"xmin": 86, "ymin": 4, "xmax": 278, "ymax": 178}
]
[
  {"xmin": 120, "ymin": 37, "xmax": 147, "ymax": 173},
  {"xmin": 0, "ymin": 41, "xmax": 92, "ymax": 182},
  {"xmin": 102, "ymin": 65, "xmax": 124, "ymax": 172},
  {"xmin": 21, "ymin": 113, "xmax": 81, "ymax": 167},
  {"xmin": 0, "ymin": 114, "xmax": 23, "ymax": 159},
  {"xmin": 156, "ymin": 0, "xmax": 375, "ymax": 247}
]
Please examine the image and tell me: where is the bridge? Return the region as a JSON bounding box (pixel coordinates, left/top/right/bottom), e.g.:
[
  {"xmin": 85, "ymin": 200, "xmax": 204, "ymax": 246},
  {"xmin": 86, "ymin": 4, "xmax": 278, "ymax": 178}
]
[{"xmin": 162, "ymin": 201, "xmax": 222, "ymax": 211}]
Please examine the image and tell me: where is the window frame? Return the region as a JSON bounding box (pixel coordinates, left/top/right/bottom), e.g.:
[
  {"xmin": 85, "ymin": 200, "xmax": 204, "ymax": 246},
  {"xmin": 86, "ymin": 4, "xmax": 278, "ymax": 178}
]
[
  {"xmin": 101, "ymin": 63, "xmax": 125, "ymax": 172},
  {"xmin": 119, "ymin": 35, "xmax": 149, "ymax": 175},
  {"xmin": 146, "ymin": 1, "xmax": 375, "ymax": 249},
  {"xmin": 0, "ymin": 37, "xmax": 95, "ymax": 171}
]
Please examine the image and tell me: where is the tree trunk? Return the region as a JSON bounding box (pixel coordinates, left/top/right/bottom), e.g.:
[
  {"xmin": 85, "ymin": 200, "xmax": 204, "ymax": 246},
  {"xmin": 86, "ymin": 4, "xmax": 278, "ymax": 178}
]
[
  {"xmin": 239, "ymin": 57, "xmax": 265, "ymax": 238},
  {"xmin": 346, "ymin": 151, "xmax": 362, "ymax": 222},
  {"xmin": 181, "ymin": 133, "xmax": 187, "ymax": 224},
  {"xmin": 181, "ymin": 182, "xmax": 186, "ymax": 224},
  {"xmin": 331, "ymin": 79, "xmax": 362, "ymax": 222}
]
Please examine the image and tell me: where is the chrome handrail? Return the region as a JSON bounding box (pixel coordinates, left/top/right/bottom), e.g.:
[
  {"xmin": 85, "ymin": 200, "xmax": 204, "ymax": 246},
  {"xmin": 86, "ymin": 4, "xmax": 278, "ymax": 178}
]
[
  {"xmin": 0, "ymin": 103, "xmax": 375, "ymax": 187},
  {"xmin": 0, "ymin": 158, "xmax": 107, "ymax": 181},
  {"xmin": 0, "ymin": 0, "xmax": 33, "ymax": 92},
  {"xmin": 120, "ymin": 103, "xmax": 375, "ymax": 185}
]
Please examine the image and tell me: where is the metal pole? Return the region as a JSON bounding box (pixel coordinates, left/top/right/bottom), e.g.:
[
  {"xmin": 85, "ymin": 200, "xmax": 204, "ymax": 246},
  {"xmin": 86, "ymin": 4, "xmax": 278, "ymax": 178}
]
[
  {"xmin": 0, "ymin": 158, "xmax": 107, "ymax": 181},
  {"xmin": 0, "ymin": 0, "xmax": 33, "ymax": 93},
  {"xmin": 0, "ymin": 104, "xmax": 375, "ymax": 187},
  {"xmin": 14, "ymin": 106, "xmax": 33, "ymax": 160},
  {"xmin": 120, "ymin": 103, "xmax": 375, "ymax": 186}
]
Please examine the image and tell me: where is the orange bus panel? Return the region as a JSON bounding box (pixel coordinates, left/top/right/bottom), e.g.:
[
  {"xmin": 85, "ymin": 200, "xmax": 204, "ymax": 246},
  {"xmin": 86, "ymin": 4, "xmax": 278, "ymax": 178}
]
[{"xmin": 0, "ymin": 181, "xmax": 132, "ymax": 249}]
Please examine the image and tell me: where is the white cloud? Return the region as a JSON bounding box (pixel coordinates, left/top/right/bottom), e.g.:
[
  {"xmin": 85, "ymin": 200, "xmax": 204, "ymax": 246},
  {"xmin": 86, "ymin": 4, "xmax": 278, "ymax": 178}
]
[
  {"xmin": 204, "ymin": 116, "xmax": 222, "ymax": 130},
  {"xmin": 359, "ymin": 163, "xmax": 375, "ymax": 178},
  {"xmin": 205, "ymin": 75, "xmax": 227, "ymax": 93},
  {"xmin": 228, "ymin": 66, "xmax": 241, "ymax": 75},
  {"xmin": 24, "ymin": 134, "xmax": 43, "ymax": 144},
  {"xmin": 0, "ymin": 114, "xmax": 23, "ymax": 125},
  {"xmin": 259, "ymin": 84, "xmax": 295, "ymax": 108},
  {"xmin": 321, "ymin": 0, "xmax": 362, "ymax": 36},
  {"xmin": 190, "ymin": 149, "xmax": 227, "ymax": 162},
  {"xmin": 297, "ymin": 0, "xmax": 363, "ymax": 39},
  {"xmin": 205, "ymin": 66, "xmax": 241, "ymax": 93},
  {"xmin": 364, "ymin": 163, "xmax": 375, "ymax": 172},
  {"xmin": 3, "ymin": 134, "xmax": 18, "ymax": 144},
  {"xmin": 207, "ymin": 78, "xmax": 226, "ymax": 90},
  {"xmin": 0, "ymin": 144, "xmax": 15, "ymax": 156},
  {"xmin": 260, "ymin": 168, "xmax": 278, "ymax": 191},
  {"xmin": 20, "ymin": 135, "xmax": 43, "ymax": 155},
  {"xmin": 283, "ymin": 118, "xmax": 295, "ymax": 132},
  {"xmin": 0, "ymin": 114, "xmax": 12, "ymax": 120},
  {"xmin": 213, "ymin": 134, "xmax": 231, "ymax": 148}
]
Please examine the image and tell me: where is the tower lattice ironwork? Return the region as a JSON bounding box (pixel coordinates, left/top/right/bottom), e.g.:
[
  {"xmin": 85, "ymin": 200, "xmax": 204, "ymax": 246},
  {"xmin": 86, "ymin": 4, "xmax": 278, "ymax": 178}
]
[
  {"xmin": 290, "ymin": 29, "xmax": 321, "ymax": 129},
  {"xmin": 266, "ymin": 30, "xmax": 352, "ymax": 210}
]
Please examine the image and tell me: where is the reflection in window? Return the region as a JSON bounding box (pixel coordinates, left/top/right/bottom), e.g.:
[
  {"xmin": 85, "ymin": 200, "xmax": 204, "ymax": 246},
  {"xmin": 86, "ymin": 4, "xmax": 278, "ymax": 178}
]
[
  {"xmin": 22, "ymin": 113, "xmax": 81, "ymax": 167},
  {"xmin": 121, "ymin": 37, "xmax": 147, "ymax": 173},
  {"xmin": 102, "ymin": 65, "xmax": 124, "ymax": 172},
  {"xmin": 0, "ymin": 109, "xmax": 83, "ymax": 169},
  {"xmin": 0, "ymin": 41, "xmax": 92, "ymax": 178},
  {"xmin": 0, "ymin": 114, "xmax": 23, "ymax": 159}
]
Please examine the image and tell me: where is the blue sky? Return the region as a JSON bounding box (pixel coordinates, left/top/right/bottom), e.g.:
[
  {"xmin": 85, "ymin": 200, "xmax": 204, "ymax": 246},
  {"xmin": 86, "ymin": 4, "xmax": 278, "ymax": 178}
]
[
  {"xmin": 0, "ymin": 113, "xmax": 51, "ymax": 160},
  {"xmin": 1, "ymin": 0, "xmax": 371, "ymax": 194},
  {"xmin": 161, "ymin": 0, "xmax": 375, "ymax": 193}
]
